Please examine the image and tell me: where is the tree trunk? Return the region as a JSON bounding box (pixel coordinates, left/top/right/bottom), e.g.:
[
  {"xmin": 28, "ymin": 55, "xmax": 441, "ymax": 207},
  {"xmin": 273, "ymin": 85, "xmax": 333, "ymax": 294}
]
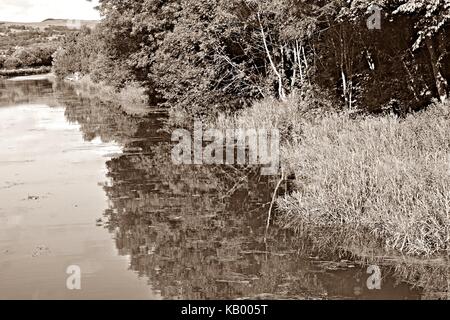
[
  {"xmin": 295, "ymin": 41, "xmax": 304, "ymax": 83},
  {"xmin": 258, "ymin": 13, "xmax": 286, "ymax": 101},
  {"xmin": 426, "ymin": 37, "xmax": 448, "ymax": 102}
]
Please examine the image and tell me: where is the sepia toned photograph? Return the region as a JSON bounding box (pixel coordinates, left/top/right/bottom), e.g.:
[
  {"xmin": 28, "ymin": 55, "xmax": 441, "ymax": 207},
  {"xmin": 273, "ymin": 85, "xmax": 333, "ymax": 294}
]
[{"xmin": 0, "ymin": 0, "xmax": 449, "ymax": 304}]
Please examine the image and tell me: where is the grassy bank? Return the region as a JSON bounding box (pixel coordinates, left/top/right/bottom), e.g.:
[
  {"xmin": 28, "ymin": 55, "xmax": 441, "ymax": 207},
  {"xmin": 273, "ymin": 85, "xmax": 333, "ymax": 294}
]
[
  {"xmin": 66, "ymin": 75, "xmax": 152, "ymax": 116},
  {"xmin": 0, "ymin": 66, "xmax": 52, "ymax": 78},
  {"xmin": 212, "ymin": 96, "xmax": 450, "ymax": 257}
]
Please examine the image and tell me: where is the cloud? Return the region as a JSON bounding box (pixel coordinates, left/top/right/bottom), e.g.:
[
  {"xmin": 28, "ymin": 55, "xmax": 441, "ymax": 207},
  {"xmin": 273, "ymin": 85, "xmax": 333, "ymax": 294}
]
[{"xmin": 0, "ymin": 0, "xmax": 100, "ymax": 22}]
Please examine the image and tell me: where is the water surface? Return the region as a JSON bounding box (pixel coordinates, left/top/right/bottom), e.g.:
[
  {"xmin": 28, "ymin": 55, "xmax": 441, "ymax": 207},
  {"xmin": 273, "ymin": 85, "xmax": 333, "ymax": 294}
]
[{"xmin": 0, "ymin": 78, "xmax": 446, "ymax": 300}]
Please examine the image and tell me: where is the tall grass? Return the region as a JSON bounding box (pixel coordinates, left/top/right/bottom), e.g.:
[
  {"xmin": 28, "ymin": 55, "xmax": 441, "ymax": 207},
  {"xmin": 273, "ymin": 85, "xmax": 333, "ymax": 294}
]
[
  {"xmin": 278, "ymin": 101, "xmax": 450, "ymax": 256},
  {"xmin": 212, "ymin": 94, "xmax": 332, "ymax": 141}
]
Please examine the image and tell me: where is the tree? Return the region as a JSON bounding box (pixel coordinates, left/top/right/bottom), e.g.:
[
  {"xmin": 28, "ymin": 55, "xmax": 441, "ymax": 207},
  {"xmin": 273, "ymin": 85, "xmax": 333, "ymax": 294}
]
[
  {"xmin": 53, "ymin": 28, "xmax": 96, "ymax": 77},
  {"xmin": 394, "ymin": 0, "xmax": 450, "ymax": 102}
]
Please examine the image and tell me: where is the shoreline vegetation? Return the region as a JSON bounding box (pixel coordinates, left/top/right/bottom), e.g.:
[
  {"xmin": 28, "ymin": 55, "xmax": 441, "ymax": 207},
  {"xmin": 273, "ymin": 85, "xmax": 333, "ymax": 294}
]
[
  {"xmin": 14, "ymin": 1, "xmax": 449, "ymax": 260},
  {"xmin": 213, "ymin": 96, "xmax": 449, "ymax": 257},
  {"xmin": 0, "ymin": 66, "xmax": 51, "ymax": 78},
  {"xmin": 64, "ymin": 75, "xmax": 153, "ymax": 116}
]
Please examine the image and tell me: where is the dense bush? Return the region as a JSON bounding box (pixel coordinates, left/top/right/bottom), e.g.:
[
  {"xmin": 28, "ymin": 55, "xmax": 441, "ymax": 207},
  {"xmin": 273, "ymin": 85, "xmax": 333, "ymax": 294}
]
[
  {"xmin": 3, "ymin": 56, "xmax": 21, "ymax": 69},
  {"xmin": 53, "ymin": 26, "xmax": 136, "ymax": 88},
  {"xmin": 52, "ymin": 27, "xmax": 95, "ymax": 76},
  {"xmin": 1, "ymin": 44, "xmax": 57, "ymax": 69}
]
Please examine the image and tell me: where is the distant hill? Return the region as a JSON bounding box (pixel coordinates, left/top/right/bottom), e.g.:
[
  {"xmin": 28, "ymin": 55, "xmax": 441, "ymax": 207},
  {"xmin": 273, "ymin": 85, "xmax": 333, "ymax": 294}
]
[{"xmin": 0, "ymin": 19, "xmax": 99, "ymax": 30}]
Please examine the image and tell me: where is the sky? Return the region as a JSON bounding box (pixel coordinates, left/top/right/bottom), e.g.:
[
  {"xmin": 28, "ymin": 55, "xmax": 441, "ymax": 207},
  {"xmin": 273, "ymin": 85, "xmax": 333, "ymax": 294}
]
[{"xmin": 0, "ymin": 0, "xmax": 101, "ymax": 22}]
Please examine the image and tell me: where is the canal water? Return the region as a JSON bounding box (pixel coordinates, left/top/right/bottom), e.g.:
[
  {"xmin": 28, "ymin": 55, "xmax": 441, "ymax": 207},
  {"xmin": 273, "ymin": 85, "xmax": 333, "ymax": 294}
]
[{"xmin": 0, "ymin": 77, "xmax": 446, "ymax": 299}]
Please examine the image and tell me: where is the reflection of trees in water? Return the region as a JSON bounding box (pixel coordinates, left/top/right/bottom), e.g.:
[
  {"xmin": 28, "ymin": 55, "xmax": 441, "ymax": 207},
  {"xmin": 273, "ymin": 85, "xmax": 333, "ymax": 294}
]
[
  {"xmin": 393, "ymin": 261, "xmax": 449, "ymax": 300},
  {"xmin": 304, "ymin": 228, "xmax": 449, "ymax": 300},
  {"xmin": 102, "ymin": 146, "xmax": 330, "ymax": 299},
  {"xmin": 0, "ymin": 79, "xmax": 56, "ymax": 106},
  {"xmin": 99, "ymin": 142, "xmax": 423, "ymax": 299},
  {"xmin": 50, "ymin": 82, "xmax": 443, "ymax": 299},
  {"xmin": 61, "ymin": 89, "xmax": 146, "ymax": 144}
]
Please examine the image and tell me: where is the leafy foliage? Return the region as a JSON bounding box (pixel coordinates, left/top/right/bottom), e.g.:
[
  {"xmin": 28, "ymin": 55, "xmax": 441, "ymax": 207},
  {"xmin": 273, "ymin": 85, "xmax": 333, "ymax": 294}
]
[
  {"xmin": 53, "ymin": 0, "xmax": 450, "ymax": 116},
  {"xmin": 0, "ymin": 23, "xmax": 78, "ymax": 70},
  {"xmin": 394, "ymin": 0, "xmax": 450, "ymax": 49}
]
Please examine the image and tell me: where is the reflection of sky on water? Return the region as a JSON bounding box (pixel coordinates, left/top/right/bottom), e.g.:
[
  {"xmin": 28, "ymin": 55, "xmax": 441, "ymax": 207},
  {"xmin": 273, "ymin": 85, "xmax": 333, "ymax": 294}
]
[{"xmin": 0, "ymin": 89, "xmax": 158, "ymax": 299}]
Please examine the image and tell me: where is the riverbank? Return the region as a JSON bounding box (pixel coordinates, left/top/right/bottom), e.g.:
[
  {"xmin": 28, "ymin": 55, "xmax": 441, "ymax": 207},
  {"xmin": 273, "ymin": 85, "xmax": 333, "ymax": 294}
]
[
  {"xmin": 6, "ymin": 73, "xmax": 55, "ymax": 82},
  {"xmin": 0, "ymin": 66, "xmax": 52, "ymax": 78},
  {"xmin": 211, "ymin": 96, "xmax": 450, "ymax": 257}
]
